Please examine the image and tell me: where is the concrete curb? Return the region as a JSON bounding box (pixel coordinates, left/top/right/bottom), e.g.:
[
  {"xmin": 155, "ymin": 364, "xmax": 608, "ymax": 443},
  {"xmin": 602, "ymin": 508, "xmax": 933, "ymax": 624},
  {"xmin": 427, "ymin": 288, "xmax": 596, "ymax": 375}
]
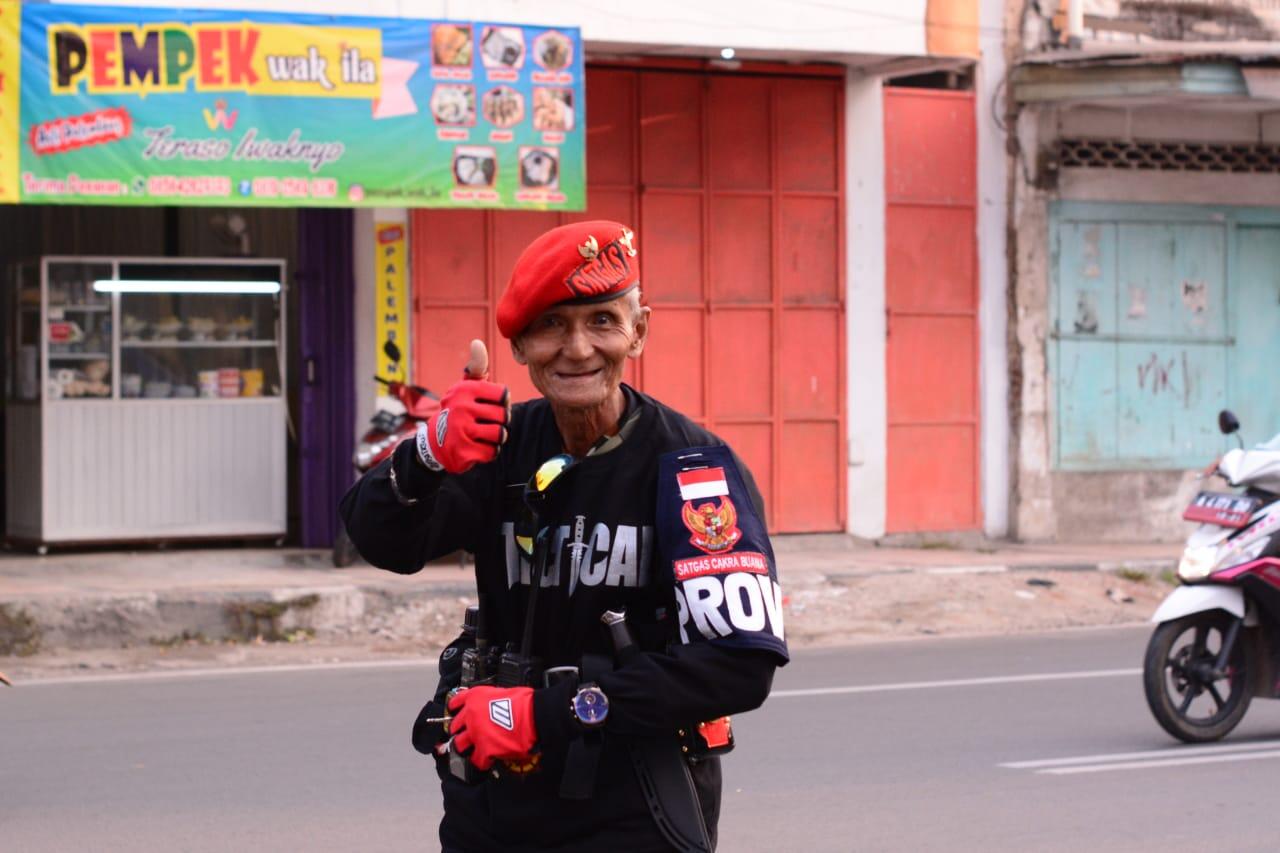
[
  {"xmin": 819, "ymin": 557, "xmax": 1176, "ymax": 582},
  {"xmin": 0, "ymin": 554, "xmax": 1179, "ymax": 656},
  {"xmin": 0, "ymin": 582, "xmax": 476, "ymax": 654}
]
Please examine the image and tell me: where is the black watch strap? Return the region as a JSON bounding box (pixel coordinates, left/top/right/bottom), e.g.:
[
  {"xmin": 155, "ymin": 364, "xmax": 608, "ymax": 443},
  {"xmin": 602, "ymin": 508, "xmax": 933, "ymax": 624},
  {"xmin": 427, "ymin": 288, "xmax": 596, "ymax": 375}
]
[{"xmin": 559, "ymin": 653, "xmax": 613, "ymax": 800}]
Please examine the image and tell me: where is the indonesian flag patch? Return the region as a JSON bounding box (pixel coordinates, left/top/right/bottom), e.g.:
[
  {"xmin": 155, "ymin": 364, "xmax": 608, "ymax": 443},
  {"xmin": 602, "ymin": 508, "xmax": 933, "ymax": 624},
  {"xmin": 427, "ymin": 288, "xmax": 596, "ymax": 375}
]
[{"xmin": 676, "ymin": 467, "xmax": 729, "ymax": 501}]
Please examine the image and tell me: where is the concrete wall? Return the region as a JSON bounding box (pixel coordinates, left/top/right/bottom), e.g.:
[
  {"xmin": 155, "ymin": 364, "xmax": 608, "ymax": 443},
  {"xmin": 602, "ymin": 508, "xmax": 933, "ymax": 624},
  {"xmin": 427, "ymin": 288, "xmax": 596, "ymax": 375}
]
[
  {"xmin": 1009, "ymin": 101, "xmax": 1280, "ymax": 542},
  {"xmin": 1010, "ymin": 107, "xmax": 1054, "ymax": 540},
  {"xmin": 845, "ymin": 71, "xmax": 888, "ymax": 538},
  {"xmin": 976, "ymin": 0, "xmax": 1010, "ymax": 537}
]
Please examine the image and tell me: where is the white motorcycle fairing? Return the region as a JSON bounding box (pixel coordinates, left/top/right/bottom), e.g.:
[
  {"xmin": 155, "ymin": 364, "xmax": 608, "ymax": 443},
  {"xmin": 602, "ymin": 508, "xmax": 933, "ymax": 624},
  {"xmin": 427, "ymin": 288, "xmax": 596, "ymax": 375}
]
[
  {"xmin": 1151, "ymin": 584, "xmax": 1246, "ymax": 624},
  {"xmin": 1219, "ymin": 442, "xmax": 1280, "ymax": 492}
]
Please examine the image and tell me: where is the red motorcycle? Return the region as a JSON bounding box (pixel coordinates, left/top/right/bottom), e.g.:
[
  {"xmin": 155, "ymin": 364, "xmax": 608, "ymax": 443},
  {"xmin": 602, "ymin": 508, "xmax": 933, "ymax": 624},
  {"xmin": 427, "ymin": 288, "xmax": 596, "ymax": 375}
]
[{"xmin": 333, "ymin": 343, "xmax": 439, "ymax": 567}]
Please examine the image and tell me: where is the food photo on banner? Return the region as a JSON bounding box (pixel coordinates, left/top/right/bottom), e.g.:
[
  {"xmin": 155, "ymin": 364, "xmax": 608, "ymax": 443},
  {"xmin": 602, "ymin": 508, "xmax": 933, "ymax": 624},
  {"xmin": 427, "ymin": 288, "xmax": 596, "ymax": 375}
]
[{"xmin": 0, "ymin": 2, "xmax": 585, "ymax": 209}]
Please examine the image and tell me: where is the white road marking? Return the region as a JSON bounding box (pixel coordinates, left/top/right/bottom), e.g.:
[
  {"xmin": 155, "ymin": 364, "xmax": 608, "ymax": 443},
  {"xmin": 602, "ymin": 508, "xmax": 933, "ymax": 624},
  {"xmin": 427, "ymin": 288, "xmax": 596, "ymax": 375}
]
[
  {"xmin": 1002, "ymin": 738, "xmax": 1280, "ymax": 769},
  {"xmin": 772, "ymin": 668, "xmax": 1139, "ymax": 698},
  {"xmin": 1040, "ymin": 750, "xmax": 1280, "ymax": 775},
  {"xmin": 19, "ymin": 663, "xmax": 1142, "ymax": 697},
  {"xmin": 9, "ymin": 658, "xmax": 430, "ymax": 687}
]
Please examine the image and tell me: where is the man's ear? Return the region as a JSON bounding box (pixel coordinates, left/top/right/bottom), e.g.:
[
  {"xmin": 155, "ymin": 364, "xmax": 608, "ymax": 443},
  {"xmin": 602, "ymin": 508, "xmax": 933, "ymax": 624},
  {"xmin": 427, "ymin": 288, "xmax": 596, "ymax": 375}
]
[
  {"xmin": 510, "ymin": 336, "xmax": 529, "ymax": 366},
  {"xmin": 628, "ymin": 306, "xmax": 651, "ymax": 359}
]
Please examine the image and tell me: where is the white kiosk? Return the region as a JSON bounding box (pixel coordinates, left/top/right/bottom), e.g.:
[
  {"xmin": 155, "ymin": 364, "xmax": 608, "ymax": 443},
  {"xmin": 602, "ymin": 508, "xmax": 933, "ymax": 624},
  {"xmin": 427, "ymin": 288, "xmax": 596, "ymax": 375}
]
[{"xmin": 5, "ymin": 256, "xmax": 287, "ymax": 547}]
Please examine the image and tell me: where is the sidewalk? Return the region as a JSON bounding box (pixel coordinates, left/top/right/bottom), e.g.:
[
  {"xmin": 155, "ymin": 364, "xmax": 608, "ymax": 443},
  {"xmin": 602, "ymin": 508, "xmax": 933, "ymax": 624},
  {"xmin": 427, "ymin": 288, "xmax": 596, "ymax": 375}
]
[{"xmin": 0, "ymin": 537, "xmax": 1180, "ymax": 663}]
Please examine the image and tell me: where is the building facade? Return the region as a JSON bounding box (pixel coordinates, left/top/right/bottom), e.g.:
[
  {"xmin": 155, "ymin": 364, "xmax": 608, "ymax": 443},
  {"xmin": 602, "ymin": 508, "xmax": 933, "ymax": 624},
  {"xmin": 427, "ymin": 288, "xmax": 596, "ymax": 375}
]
[
  {"xmin": 1006, "ymin": 0, "xmax": 1280, "ymax": 541},
  {"xmin": 1, "ymin": 0, "xmax": 1014, "ymax": 547}
]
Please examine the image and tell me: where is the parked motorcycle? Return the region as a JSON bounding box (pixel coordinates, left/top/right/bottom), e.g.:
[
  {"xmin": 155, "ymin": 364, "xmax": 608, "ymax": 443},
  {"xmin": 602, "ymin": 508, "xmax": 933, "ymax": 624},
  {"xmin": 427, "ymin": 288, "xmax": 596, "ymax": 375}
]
[
  {"xmin": 1144, "ymin": 409, "xmax": 1280, "ymax": 742},
  {"xmin": 332, "ymin": 343, "xmax": 439, "ymax": 567}
]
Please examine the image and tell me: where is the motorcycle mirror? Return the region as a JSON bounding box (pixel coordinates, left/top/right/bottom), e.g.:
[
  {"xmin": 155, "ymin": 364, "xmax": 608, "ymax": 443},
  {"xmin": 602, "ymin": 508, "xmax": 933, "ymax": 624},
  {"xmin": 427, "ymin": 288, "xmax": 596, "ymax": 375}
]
[
  {"xmin": 383, "ymin": 340, "xmax": 401, "ymax": 364},
  {"xmin": 1218, "ymin": 409, "xmax": 1240, "ymax": 436}
]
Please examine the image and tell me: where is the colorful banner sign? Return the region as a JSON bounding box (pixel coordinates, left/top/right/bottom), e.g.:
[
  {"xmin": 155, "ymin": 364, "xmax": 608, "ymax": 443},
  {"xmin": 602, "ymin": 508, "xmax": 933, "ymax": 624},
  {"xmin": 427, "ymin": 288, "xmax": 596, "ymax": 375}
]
[
  {"xmin": 0, "ymin": 2, "xmax": 584, "ymax": 208},
  {"xmin": 375, "ymin": 221, "xmax": 409, "ymax": 388}
]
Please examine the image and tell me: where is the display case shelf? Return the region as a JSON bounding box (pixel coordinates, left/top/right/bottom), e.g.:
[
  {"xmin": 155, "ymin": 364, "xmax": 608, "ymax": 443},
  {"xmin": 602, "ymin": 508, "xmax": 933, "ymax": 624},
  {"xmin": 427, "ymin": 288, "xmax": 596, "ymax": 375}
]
[
  {"xmin": 48, "ymin": 352, "xmax": 110, "ymax": 359},
  {"xmin": 121, "ymin": 340, "xmax": 278, "ymax": 349}
]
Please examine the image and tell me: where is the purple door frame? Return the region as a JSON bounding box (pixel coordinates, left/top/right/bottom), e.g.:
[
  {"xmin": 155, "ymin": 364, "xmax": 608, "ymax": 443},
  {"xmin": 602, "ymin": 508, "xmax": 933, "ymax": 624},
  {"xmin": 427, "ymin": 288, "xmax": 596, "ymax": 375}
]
[{"xmin": 297, "ymin": 209, "xmax": 355, "ymax": 548}]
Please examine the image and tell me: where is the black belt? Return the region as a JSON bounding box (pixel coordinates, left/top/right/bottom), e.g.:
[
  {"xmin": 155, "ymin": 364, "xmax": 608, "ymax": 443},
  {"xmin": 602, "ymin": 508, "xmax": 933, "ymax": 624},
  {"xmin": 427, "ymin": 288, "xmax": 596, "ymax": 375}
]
[{"xmin": 559, "ymin": 653, "xmax": 611, "ymax": 801}]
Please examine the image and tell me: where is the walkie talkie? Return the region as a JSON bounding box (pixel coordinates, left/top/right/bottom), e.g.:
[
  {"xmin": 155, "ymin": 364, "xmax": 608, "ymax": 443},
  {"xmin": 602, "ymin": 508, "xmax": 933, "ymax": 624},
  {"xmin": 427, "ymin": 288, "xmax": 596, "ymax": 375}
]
[
  {"xmin": 450, "ymin": 600, "xmax": 501, "ymax": 783},
  {"xmin": 448, "ymin": 453, "xmax": 579, "ymax": 782}
]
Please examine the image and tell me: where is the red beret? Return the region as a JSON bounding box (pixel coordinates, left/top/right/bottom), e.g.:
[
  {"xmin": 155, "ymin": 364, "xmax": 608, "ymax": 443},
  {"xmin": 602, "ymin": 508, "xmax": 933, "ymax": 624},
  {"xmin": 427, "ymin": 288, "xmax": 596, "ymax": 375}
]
[{"xmin": 497, "ymin": 220, "xmax": 640, "ymax": 338}]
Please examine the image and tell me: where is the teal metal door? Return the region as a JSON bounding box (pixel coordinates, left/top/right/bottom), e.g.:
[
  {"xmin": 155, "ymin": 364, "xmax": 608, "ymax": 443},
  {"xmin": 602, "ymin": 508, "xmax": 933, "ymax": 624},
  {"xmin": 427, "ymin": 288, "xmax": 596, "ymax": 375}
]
[
  {"xmin": 1052, "ymin": 203, "xmax": 1280, "ymax": 469},
  {"xmin": 1235, "ymin": 224, "xmax": 1280, "ymax": 439}
]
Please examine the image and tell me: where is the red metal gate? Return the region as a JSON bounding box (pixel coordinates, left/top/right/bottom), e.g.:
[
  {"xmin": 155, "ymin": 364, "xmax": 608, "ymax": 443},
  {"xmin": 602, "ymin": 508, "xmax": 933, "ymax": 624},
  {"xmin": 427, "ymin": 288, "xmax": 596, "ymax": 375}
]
[
  {"xmin": 412, "ymin": 65, "xmax": 845, "ymax": 532},
  {"xmin": 884, "ymin": 88, "xmax": 980, "ymax": 532}
]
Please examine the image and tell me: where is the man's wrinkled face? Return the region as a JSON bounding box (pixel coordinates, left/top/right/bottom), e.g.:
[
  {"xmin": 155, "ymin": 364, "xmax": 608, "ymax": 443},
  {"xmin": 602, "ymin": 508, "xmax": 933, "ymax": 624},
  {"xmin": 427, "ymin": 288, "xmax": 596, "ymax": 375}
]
[{"xmin": 512, "ymin": 294, "xmax": 649, "ymax": 410}]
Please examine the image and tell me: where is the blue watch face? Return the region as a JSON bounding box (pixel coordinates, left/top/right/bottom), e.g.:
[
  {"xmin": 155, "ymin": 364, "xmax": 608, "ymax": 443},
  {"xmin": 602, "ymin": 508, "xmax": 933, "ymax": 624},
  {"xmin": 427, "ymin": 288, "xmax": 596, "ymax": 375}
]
[{"xmin": 573, "ymin": 687, "xmax": 609, "ymax": 726}]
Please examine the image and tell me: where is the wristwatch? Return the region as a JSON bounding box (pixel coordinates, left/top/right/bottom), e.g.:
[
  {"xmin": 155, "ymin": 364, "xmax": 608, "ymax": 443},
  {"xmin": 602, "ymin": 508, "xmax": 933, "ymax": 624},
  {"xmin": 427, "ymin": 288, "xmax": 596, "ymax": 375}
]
[{"xmin": 570, "ymin": 683, "xmax": 609, "ymax": 729}]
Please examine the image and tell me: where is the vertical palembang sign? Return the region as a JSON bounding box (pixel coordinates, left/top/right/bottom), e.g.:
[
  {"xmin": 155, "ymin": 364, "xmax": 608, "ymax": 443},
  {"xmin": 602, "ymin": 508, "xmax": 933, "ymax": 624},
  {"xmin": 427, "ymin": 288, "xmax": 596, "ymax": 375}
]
[
  {"xmin": 0, "ymin": 2, "xmax": 584, "ymax": 209},
  {"xmin": 375, "ymin": 222, "xmax": 409, "ymax": 388}
]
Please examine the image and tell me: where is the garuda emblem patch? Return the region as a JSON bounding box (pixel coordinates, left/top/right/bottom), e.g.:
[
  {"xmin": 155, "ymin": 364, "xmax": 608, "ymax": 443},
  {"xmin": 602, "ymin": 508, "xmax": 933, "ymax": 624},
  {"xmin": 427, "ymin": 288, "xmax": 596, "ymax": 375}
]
[{"xmin": 681, "ymin": 496, "xmax": 742, "ymax": 555}]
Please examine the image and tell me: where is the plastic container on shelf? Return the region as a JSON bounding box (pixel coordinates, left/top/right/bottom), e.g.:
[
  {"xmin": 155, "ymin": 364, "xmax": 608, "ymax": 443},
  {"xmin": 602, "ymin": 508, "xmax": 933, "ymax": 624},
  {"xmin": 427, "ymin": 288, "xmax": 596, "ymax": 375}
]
[
  {"xmin": 217, "ymin": 367, "xmax": 241, "ymax": 398},
  {"xmin": 241, "ymin": 369, "xmax": 264, "ymax": 397},
  {"xmin": 197, "ymin": 370, "xmax": 220, "ymax": 398}
]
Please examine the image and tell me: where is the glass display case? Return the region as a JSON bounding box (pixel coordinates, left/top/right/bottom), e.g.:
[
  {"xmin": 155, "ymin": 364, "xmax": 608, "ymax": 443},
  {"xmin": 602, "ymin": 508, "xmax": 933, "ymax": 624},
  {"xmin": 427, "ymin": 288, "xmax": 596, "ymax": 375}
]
[
  {"xmin": 114, "ymin": 261, "xmax": 283, "ymax": 401},
  {"xmin": 6, "ymin": 260, "xmax": 43, "ymax": 403},
  {"xmin": 5, "ymin": 256, "xmax": 287, "ymax": 545},
  {"xmin": 43, "ymin": 259, "xmax": 114, "ymax": 400},
  {"xmin": 25, "ymin": 258, "xmax": 284, "ymax": 402}
]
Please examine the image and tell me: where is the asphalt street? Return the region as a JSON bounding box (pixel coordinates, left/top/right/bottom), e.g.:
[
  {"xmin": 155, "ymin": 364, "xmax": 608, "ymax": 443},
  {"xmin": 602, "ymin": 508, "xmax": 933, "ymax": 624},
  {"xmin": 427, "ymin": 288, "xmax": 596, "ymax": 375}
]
[{"xmin": 5, "ymin": 627, "xmax": 1280, "ymax": 852}]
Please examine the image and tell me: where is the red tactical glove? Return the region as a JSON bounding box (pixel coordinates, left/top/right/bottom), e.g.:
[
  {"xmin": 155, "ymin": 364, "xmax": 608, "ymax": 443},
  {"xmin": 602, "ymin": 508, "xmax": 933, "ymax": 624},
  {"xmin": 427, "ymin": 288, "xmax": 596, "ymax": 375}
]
[
  {"xmin": 447, "ymin": 685, "xmax": 538, "ymax": 771},
  {"xmin": 415, "ymin": 340, "xmax": 510, "ymax": 474}
]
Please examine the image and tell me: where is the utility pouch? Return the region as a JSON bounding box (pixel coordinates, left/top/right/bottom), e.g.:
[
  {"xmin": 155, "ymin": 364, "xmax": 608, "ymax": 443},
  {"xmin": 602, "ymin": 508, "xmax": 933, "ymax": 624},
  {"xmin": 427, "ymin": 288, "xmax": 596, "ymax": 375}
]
[{"xmin": 681, "ymin": 716, "xmax": 735, "ymax": 763}]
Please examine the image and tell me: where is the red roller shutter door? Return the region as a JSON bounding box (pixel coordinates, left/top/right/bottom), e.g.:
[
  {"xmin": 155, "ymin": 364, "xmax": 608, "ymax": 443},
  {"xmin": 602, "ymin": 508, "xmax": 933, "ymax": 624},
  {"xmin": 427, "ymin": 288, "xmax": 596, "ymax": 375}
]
[
  {"xmin": 412, "ymin": 67, "xmax": 845, "ymax": 532},
  {"xmin": 884, "ymin": 88, "xmax": 980, "ymax": 532}
]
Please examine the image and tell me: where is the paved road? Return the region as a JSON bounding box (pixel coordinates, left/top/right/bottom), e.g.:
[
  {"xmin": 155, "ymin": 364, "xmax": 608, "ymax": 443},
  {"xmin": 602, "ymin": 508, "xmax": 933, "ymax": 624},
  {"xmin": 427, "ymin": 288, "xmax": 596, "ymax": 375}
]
[{"xmin": 5, "ymin": 627, "xmax": 1280, "ymax": 851}]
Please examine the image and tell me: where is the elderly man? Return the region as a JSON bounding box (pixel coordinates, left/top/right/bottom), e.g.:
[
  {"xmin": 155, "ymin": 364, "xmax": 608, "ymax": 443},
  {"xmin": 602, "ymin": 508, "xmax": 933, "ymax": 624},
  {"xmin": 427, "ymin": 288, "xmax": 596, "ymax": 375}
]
[{"xmin": 340, "ymin": 220, "xmax": 787, "ymax": 852}]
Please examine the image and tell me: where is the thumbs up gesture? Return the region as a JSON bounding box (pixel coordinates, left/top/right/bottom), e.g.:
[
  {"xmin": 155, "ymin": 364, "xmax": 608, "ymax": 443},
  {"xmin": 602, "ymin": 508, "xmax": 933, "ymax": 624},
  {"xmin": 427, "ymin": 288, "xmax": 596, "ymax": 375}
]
[{"xmin": 415, "ymin": 339, "xmax": 511, "ymax": 474}]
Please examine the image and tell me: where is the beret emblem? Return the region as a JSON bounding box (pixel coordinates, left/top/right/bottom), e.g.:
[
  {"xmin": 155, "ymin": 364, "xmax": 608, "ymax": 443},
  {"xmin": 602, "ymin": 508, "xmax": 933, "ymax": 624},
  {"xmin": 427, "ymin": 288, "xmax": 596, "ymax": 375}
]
[
  {"xmin": 564, "ymin": 229, "xmax": 636, "ymax": 298},
  {"xmin": 618, "ymin": 228, "xmax": 637, "ymax": 257}
]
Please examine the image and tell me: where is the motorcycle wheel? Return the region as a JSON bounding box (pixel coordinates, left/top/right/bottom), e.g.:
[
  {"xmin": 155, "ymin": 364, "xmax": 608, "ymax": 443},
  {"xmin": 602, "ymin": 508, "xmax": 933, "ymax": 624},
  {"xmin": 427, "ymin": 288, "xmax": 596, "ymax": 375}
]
[
  {"xmin": 332, "ymin": 525, "xmax": 359, "ymax": 568},
  {"xmin": 1143, "ymin": 610, "xmax": 1253, "ymax": 743}
]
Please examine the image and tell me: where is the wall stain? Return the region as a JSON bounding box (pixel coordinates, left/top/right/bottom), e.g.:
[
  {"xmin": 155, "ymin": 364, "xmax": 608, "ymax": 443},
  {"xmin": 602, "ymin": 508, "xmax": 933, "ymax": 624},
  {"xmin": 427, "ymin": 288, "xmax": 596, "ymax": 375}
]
[
  {"xmin": 1181, "ymin": 280, "xmax": 1209, "ymax": 326},
  {"xmin": 1082, "ymin": 225, "xmax": 1102, "ymax": 279},
  {"xmin": 1074, "ymin": 290, "xmax": 1099, "ymax": 333}
]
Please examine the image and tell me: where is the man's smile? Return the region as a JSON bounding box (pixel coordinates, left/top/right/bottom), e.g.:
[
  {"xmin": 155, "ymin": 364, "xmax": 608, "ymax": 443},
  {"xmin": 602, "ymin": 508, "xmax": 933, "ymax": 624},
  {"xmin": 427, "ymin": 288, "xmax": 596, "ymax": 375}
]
[{"xmin": 554, "ymin": 367, "xmax": 604, "ymax": 381}]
